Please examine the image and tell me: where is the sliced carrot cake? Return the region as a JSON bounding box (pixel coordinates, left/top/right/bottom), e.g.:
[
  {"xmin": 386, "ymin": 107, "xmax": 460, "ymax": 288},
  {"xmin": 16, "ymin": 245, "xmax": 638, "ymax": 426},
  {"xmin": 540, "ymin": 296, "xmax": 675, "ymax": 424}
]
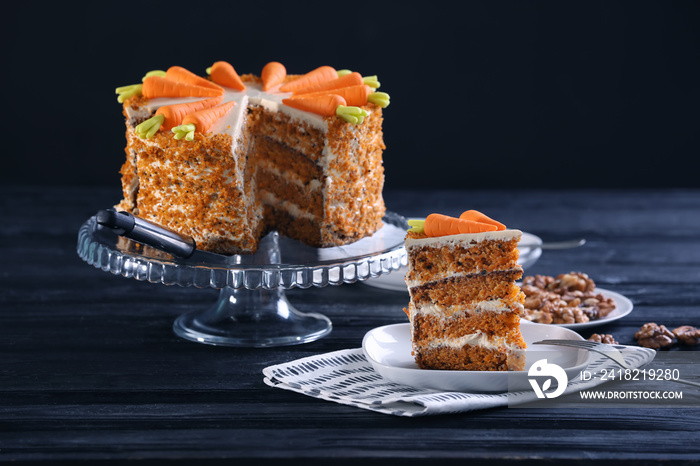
[
  {"xmin": 115, "ymin": 62, "xmax": 390, "ymax": 254},
  {"xmin": 404, "ymin": 211, "xmax": 526, "ymax": 371}
]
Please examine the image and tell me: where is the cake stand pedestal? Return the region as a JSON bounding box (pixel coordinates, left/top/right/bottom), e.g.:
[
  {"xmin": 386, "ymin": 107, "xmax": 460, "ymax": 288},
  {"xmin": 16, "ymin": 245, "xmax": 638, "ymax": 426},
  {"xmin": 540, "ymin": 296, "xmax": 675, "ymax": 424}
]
[{"xmin": 77, "ymin": 212, "xmax": 408, "ymax": 347}]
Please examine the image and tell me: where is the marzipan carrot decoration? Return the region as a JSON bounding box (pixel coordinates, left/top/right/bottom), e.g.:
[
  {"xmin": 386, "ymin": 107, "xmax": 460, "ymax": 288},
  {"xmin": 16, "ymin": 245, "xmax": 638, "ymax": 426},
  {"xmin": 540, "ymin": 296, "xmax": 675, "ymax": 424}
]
[
  {"xmin": 165, "ymin": 66, "xmax": 223, "ymax": 93},
  {"xmin": 135, "ymin": 96, "xmax": 225, "ymax": 139},
  {"xmin": 423, "ymin": 213, "xmax": 498, "ymax": 237},
  {"xmin": 460, "ymin": 210, "xmax": 506, "ymax": 230},
  {"xmin": 289, "ymin": 84, "xmax": 372, "ymax": 107},
  {"xmin": 261, "ymin": 62, "xmax": 287, "ymax": 91},
  {"xmin": 283, "ymin": 94, "xmax": 347, "ymax": 117},
  {"xmin": 208, "ymin": 61, "xmax": 246, "ymax": 91},
  {"xmin": 157, "ymin": 96, "xmax": 223, "ymax": 130},
  {"xmin": 142, "ymin": 76, "xmax": 223, "ymax": 98},
  {"xmin": 279, "ymin": 66, "xmax": 337, "ymax": 93},
  {"xmin": 293, "ymin": 72, "xmax": 364, "ymax": 96},
  {"xmin": 172, "ymin": 100, "xmax": 237, "ymax": 140}
]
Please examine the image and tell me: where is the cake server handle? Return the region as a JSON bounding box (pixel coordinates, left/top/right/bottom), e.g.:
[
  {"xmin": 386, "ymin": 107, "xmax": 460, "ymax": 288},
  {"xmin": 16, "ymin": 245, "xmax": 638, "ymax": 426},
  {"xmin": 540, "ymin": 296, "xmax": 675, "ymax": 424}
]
[{"xmin": 95, "ymin": 209, "xmax": 196, "ymax": 258}]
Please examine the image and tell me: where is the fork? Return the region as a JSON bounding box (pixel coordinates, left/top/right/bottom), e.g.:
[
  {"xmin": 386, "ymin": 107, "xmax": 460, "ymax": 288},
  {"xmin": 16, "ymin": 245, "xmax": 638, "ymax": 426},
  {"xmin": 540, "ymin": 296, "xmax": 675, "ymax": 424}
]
[
  {"xmin": 519, "ymin": 238, "xmax": 587, "ymax": 250},
  {"xmin": 534, "ymin": 339, "xmax": 700, "ymax": 388}
]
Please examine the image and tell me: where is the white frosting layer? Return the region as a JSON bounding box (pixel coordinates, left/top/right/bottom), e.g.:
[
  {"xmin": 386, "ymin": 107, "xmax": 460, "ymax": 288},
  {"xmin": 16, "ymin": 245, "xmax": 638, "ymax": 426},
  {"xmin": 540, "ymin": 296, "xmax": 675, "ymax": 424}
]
[
  {"xmin": 411, "ymin": 299, "xmax": 523, "ymax": 318},
  {"xmin": 429, "ymin": 331, "xmax": 510, "ymax": 351},
  {"xmin": 259, "ymin": 191, "xmax": 315, "ymax": 221},
  {"xmin": 135, "ymin": 81, "xmax": 329, "ymax": 136},
  {"xmin": 405, "ymin": 229, "xmax": 522, "ymax": 250},
  {"xmin": 256, "ymin": 159, "xmax": 322, "ymax": 192}
]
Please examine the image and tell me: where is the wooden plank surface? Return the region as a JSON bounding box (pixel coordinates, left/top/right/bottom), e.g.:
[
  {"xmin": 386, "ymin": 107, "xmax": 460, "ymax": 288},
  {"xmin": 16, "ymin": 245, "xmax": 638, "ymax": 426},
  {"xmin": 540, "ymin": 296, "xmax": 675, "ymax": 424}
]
[{"xmin": 1, "ymin": 187, "xmax": 699, "ymax": 464}]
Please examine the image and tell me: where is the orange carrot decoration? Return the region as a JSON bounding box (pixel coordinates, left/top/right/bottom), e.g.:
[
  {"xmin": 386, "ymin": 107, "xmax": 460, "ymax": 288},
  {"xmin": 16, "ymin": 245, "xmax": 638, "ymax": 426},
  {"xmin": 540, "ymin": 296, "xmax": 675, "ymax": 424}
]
[
  {"xmin": 142, "ymin": 76, "xmax": 223, "ymax": 98},
  {"xmin": 423, "ymin": 213, "xmax": 498, "ymax": 237},
  {"xmin": 261, "ymin": 62, "xmax": 287, "ymax": 91},
  {"xmin": 283, "ymin": 94, "xmax": 346, "ymax": 116},
  {"xmin": 156, "ymin": 96, "xmax": 224, "ymax": 130},
  {"xmin": 165, "ymin": 66, "xmax": 223, "ymax": 93},
  {"xmin": 279, "ymin": 66, "xmax": 337, "ymax": 93},
  {"xmin": 181, "ymin": 100, "xmax": 237, "ymax": 134},
  {"xmin": 293, "ymin": 72, "xmax": 364, "ymax": 96},
  {"xmin": 209, "ymin": 61, "xmax": 246, "ymax": 91},
  {"xmin": 288, "ymin": 84, "xmax": 372, "ymax": 107},
  {"xmin": 459, "ymin": 210, "xmax": 507, "ymax": 231}
]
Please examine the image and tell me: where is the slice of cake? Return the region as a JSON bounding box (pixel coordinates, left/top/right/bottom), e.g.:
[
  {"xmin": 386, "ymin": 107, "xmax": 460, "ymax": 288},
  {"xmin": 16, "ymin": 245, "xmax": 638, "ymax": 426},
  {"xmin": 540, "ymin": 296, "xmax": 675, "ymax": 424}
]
[
  {"xmin": 114, "ymin": 62, "xmax": 390, "ymax": 254},
  {"xmin": 404, "ymin": 211, "xmax": 526, "ymax": 371}
]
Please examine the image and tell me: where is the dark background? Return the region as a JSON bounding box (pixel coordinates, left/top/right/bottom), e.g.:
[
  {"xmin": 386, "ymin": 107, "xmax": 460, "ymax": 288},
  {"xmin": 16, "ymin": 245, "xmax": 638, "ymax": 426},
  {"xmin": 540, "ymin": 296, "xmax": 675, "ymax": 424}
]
[{"xmin": 3, "ymin": 0, "xmax": 699, "ymax": 191}]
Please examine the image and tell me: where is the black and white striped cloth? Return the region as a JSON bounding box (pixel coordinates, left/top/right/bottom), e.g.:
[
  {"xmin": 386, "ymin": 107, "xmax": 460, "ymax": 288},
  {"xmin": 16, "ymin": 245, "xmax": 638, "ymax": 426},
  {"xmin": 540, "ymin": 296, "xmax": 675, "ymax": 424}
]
[{"xmin": 263, "ymin": 347, "xmax": 656, "ymax": 417}]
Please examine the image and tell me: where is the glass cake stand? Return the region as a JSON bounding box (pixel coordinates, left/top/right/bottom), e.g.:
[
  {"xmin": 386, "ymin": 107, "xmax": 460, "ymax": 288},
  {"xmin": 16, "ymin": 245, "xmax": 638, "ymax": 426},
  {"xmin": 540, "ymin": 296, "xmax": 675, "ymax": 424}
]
[{"xmin": 76, "ymin": 212, "xmax": 408, "ymax": 347}]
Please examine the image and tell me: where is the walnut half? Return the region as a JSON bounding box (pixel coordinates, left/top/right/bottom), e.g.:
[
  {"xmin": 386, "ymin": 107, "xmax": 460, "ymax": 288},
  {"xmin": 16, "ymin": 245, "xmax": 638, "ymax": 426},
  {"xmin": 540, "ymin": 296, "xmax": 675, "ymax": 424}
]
[
  {"xmin": 634, "ymin": 323, "xmax": 675, "ymax": 349},
  {"xmin": 672, "ymin": 326, "xmax": 700, "ymax": 346},
  {"xmin": 588, "ymin": 333, "xmax": 618, "ymax": 345}
]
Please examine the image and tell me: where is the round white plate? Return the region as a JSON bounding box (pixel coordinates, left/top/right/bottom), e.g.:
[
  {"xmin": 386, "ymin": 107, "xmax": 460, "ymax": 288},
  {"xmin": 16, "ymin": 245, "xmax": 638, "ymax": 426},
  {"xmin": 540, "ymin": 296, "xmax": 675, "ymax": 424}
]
[
  {"xmin": 546, "ymin": 288, "xmax": 633, "ymax": 330},
  {"xmin": 362, "ymin": 322, "xmax": 590, "ymax": 393},
  {"xmin": 362, "ymin": 231, "xmax": 543, "ymax": 293}
]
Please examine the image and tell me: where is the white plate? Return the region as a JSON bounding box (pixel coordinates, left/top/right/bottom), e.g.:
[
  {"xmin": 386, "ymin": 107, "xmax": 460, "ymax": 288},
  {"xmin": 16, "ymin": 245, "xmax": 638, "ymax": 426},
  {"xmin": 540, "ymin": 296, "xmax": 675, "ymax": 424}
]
[
  {"xmin": 362, "ymin": 231, "xmax": 543, "ymax": 293},
  {"xmin": 362, "ymin": 322, "xmax": 590, "ymax": 393},
  {"xmin": 546, "ymin": 288, "xmax": 633, "ymax": 330}
]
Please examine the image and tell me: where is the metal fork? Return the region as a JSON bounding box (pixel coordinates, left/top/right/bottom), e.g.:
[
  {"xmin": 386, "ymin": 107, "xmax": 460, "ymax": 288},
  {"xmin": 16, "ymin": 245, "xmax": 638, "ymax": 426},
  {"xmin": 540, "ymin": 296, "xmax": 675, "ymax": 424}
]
[
  {"xmin": 519, "ymin": 238, "xmax": 587, "ymax": 250},
  {"xmin": 534, "ymin": 339, "xmax": 700, "ymax": 388}
]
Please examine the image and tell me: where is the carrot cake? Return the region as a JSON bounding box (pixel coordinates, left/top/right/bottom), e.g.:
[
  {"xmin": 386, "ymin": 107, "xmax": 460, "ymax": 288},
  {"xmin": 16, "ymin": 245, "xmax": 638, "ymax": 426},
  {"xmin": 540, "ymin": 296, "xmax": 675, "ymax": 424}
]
[
  {"xmin": 114, "ymin": 62, "xmax": 390, "ymax": 254},
  {"xmin": 404, "ymin": 211, "xmax": 526, "ymax": 371}
]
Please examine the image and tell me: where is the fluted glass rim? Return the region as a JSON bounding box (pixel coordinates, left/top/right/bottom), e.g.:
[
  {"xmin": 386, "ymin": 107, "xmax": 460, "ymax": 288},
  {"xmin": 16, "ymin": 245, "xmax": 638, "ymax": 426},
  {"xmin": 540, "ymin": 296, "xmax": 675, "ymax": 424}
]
[{"xmin": 77, "ymin": 211, "xmax": 408, "ymax": 290}]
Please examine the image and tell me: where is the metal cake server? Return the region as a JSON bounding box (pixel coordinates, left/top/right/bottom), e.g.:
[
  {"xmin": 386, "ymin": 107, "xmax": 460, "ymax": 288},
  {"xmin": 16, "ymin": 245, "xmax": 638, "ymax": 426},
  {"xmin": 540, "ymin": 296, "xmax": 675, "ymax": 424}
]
[{"xmin": 95, "ymin": 209, "xmax": 196, "ymax": 258}]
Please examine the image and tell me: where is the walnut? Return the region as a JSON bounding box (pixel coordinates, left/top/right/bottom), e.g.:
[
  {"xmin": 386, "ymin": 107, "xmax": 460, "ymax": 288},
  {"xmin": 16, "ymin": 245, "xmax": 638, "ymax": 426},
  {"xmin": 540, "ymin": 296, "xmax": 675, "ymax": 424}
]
[
  {"xmin": 521, "ymin": 284, "xmax": 541, "ymax": 296},
  {"xmin": 524, "ymin": 295, "xmax": 542, "ymax": 309},
  {"xmin": 593, "ymin": 294, "xmax": 616, "ymax": 318},
  {"xmin": 548, "ymin": 272, "xmax": 596, "ymax": 293},
  {"xmin": 634, "ymin": 323, "xmax": 675, "ymax": 349},
  {"xmin": 588, "ymin": 333, "xmax": 618, "ymax": 345},
  {"xmin": 562, "ymin": 295, "xmax": 582, "ymax": 307},
  {"xmin": 523, "ymin": 274, "xmax": 555, "ymax": 290},
  {"xmin": 550, "ymin": 306, "xmax": 589, "ymax": 324},
  {"xmin": 672, "ymin": 326, "xmax": 700, "ymax": 346},
  {"xmin": 522, "ymin": 309, "xmax": 553, "ymax": 324}
]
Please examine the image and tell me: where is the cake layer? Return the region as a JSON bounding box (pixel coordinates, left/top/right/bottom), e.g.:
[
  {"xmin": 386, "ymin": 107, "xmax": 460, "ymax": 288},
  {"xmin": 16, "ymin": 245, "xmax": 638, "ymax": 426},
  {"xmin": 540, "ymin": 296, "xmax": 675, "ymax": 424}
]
[
  {"xmin": 409, "ymin": 270, "xmax": 524, "ymax": 308},
  {"xmin": 411, "ymin": 306, "xmax": 524, "ymax": 342},
  {"xmin": 254, "ymin": 136, "xmax": 323, "ymax": 184},
  {"xmin": 252, "ymin": 104, "xmax": 326, "ymax": 163},
  {"xmin": 256, "ymin": 167, "xmax": 323, "ymax": 220},
  {"xmin": 414, "ymin": 341, "xmax": 526, "ymax": 371},
  {"xmin": 263, "ymin": 202, "xmax": 322, "ymax": 247},
  {"xmin": 405, "ymin": 232, "xmax": 521, "ymax": 287}
]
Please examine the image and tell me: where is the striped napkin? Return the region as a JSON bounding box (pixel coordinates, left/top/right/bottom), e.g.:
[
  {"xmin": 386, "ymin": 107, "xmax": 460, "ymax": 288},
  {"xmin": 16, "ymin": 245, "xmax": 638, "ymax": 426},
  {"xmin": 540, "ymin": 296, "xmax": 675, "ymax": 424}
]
[{"xmin": 263, "ymin": 347, "xmax": 656, "ymax": 417}]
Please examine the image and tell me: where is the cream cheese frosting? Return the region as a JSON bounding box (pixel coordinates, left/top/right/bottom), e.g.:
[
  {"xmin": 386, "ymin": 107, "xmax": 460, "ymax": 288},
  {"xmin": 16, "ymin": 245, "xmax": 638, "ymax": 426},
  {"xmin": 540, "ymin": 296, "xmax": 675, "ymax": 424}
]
[
  {"xmin": 410, "ymin": 300, "xmax": 524, "ymax": 319},
  {"xmin": 405, "ymin": 229, "xmax": 522, "ymax": 249}
]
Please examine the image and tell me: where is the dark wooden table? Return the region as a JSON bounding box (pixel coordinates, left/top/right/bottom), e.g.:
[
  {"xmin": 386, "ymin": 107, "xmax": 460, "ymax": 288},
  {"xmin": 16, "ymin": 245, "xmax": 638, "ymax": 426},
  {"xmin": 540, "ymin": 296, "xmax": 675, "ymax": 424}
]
[{"xmin": 2, "ymin": 186, "xmax": 699, "ymax": 465}]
